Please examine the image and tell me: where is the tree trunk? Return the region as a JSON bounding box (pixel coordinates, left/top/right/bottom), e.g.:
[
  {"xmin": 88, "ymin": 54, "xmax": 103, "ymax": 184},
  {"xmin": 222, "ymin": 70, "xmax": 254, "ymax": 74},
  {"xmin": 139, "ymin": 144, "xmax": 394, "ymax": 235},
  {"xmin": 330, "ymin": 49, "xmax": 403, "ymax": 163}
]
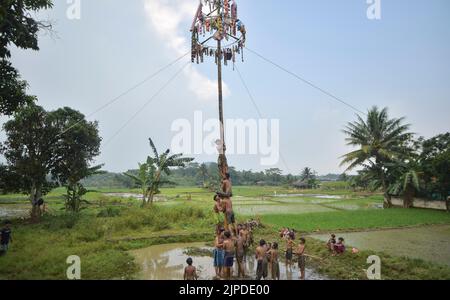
[
  {"xmin": 380, "ymin": 174, "xmax": 392, "ymax": 208},
  {"xmin": 403, "ymin": 187, "xmax": 414, "ymax": 209},
  {"xmin": 147, "ymin": 172, "xmax": 161, "ymax": 206},
  {"xmin": 30, "ymin": 182, "xmax": 42, "ymax": 221},
  {"xmin": 142, "ymin": 188, "xmax": 148, "ymax": 208},
  {"xmin": 383, "ymin": 193, "xmax": 392, "ymax": 209}
]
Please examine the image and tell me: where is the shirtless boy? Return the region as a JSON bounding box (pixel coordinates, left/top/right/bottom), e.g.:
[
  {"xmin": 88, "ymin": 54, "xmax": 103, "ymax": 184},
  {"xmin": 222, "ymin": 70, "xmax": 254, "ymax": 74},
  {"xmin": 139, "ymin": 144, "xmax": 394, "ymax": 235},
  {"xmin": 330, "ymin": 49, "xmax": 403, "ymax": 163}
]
[
  {"xmin": 241, "ymin": 224, "xmax": 250, "ymax": 259},
  {"xmin": 213, "ymin": 195, "xmax": 224, "ymax": 226},
  {"xmin": 223, "ymin": 231, "xmax": 235, "ymax": 280},
  {"xmin": 255, "ymin": 240, "xmax": 268, "ymax": 280},
  {"xmin": 285, "ymin": 234, "xmax": 295, "ymax": 269},
  {"xmin": 295, "ymin": 238, "xmax": 306, "ymax": 280},
  {"xmin": 184, "ymin": 258, "xmax": 198, "ymax": 280},
  {"xmin": 236, "ymin": 229, "xmax": 246, "ymax": 278},
  {"xmin": 220, "ymin": 194, "xmax": 236, "ymax": 236},
  {"xmin": 269, "ymin": 242, "xmax": 280, "ymax": 280}
]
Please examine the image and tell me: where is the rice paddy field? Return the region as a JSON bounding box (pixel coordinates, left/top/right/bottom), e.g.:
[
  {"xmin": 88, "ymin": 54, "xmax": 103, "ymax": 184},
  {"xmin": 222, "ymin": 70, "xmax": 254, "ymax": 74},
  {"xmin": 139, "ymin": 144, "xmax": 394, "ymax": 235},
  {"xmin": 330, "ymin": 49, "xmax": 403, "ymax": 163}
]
[{"xmin": 1, "ymin": 184, "xmax": 450, "ymax": 280}]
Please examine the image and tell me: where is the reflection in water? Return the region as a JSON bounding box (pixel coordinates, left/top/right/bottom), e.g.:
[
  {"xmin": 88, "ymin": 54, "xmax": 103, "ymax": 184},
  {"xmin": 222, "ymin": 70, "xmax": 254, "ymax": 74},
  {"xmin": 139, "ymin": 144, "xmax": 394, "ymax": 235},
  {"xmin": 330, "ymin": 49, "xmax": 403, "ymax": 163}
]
[{"xmin": 130, "ymin": 243, "xmax": 328, "ymax": 280}]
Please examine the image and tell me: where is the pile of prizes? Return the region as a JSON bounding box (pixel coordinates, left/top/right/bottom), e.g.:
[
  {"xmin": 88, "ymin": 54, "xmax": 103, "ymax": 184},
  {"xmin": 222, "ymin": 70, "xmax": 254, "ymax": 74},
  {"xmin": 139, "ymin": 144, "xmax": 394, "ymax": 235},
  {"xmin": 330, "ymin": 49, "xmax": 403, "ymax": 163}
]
[{"xmin": 191, "ymin": 0, "xmax": 246, "ymax": 68}]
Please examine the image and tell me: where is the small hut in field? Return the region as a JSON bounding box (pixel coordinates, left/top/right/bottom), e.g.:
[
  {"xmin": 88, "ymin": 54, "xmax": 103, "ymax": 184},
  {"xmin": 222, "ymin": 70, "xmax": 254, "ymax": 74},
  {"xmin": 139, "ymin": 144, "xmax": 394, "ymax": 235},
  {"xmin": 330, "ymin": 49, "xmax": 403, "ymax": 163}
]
[{"xmin": 293, "ymin": 180, "xmax": 309, "ymax": 189}]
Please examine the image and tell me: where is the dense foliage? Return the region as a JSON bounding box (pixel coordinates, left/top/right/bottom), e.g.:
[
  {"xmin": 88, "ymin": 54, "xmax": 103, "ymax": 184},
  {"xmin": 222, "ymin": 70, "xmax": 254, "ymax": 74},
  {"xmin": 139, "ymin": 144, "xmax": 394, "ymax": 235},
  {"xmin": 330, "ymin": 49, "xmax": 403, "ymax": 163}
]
[{"xmin": 1, "ymin": 104, "xmax": 101, "ymax": 215}]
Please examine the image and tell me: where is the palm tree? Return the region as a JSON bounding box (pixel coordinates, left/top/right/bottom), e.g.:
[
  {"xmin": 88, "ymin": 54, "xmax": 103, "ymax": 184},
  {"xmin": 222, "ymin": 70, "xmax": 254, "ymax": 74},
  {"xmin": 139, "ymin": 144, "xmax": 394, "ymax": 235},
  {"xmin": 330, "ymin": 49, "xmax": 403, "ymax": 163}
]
[
  {"xmin": 300, "ymin": 167, "xmax": 317, "ymax": 188},
  {"xmin": 388, "ymin": 161, "xmax": 421, "ymax": 208},
  {"xmin": 197, "ymin": 163, "xmax": 209, "ymax": 188},
  {"xmin": 300, "ymin": 167, "xmax": 313, "ymax": 181},
  {"xmin": 340, "ymin": 106, "xmax": 412, "ymax": 208},
  {"xmin": 146, "ymin": 138, "xmax": 194, "ymax": 205}
]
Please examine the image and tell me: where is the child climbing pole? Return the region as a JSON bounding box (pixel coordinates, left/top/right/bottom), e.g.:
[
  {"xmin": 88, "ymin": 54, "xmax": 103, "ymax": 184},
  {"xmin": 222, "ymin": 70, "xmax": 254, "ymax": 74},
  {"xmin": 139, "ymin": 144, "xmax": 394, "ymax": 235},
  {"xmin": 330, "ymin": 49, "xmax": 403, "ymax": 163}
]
[
  {"xmin": 190, "ymin": 0, "xmax": 247, "ymax": 178},
  {"xmin": 190, "ymin": 0, "xmax": 247, "ymax": 239}
]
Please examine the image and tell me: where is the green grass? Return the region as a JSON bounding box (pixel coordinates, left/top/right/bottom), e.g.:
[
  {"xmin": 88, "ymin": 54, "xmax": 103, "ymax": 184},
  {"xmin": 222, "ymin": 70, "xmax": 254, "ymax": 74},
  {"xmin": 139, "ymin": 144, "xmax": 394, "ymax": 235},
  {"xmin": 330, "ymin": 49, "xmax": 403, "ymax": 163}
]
[
  {"xmin": 262, "ymin": 208, "xmax": 450, "ymax": 232},
  {"xmin": 2, "ymin": 185, "xmax": 450, "ymax": 280},
  {"xmin": 0, "ymin": 203, "xmax": 216, "ymax": 280}
]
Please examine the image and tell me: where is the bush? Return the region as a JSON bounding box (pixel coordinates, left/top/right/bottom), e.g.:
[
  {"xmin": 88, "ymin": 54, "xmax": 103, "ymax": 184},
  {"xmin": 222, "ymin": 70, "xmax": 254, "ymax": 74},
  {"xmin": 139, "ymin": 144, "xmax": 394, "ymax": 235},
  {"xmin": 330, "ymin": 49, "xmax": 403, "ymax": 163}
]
[
  {"xmin": 97, "ymin": 207, "xmax": 122, "ymax": 218},
  {"xmin": 41, "ymin": 213, "xmax": 80, "ymax": 230}
]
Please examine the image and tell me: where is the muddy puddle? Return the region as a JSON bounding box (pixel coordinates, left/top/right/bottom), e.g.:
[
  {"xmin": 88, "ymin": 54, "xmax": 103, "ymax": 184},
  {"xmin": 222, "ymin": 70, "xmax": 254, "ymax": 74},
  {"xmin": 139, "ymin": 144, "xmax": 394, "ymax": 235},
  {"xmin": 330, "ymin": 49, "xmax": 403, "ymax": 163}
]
[
  {"xmin": 130, "ymin": 242, "xmax": 329, "ymax": 280},
  {"xmin": 311, "ymin": 225, "xmax": 450, "ymax": 266}
]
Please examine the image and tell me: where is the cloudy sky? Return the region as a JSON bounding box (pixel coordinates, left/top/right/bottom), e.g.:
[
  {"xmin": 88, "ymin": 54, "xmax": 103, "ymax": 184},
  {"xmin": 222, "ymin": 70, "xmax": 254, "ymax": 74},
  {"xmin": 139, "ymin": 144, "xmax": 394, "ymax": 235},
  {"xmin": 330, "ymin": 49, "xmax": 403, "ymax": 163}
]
[{"xmin": 1, "ymin": 0, "xmax": 449, "ymax": 175}]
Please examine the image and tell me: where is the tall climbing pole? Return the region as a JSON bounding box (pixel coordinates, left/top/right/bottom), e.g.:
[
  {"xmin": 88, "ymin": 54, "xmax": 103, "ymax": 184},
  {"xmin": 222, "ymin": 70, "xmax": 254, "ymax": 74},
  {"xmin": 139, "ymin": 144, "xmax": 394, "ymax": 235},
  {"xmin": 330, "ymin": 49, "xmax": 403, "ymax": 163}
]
[{"xmin": 190, "ymin": 0, "xmax": 247, "ymax": 180}]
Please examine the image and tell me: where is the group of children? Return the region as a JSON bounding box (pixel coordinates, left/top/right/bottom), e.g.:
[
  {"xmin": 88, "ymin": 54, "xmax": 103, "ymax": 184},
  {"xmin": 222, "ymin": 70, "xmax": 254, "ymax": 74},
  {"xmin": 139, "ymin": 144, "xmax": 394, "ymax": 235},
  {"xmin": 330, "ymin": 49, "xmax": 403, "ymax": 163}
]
[
  {"xmin": 326, "ymin": 234, "xmax": 347, "ymax": 256},
  {"xmin": 184, "ymin": 170, "xmax": 314, "ymax": 281},
  {"xmin": 185, "ymin": 229, "xmax": 308, "ymax": 281},
  {"xmin": 280, "ymin": 231, "xmax": 307, "ymax": 280}
]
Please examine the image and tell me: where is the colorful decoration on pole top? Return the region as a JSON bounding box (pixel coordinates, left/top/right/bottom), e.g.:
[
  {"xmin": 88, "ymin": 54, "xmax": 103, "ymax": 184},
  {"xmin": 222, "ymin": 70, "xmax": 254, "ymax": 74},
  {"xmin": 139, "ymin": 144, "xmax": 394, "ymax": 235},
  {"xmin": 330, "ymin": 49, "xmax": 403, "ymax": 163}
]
[{"xmin": 191, "ymin": 0, "xmax": 247, "ymax": 68}]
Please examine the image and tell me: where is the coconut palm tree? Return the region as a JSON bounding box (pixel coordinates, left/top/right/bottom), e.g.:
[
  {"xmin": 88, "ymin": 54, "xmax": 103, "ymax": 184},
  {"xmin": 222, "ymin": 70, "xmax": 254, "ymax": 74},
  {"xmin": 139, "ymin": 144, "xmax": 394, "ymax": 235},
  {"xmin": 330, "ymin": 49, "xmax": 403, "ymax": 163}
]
[
  {"xmin": 197, "ymin": 163, "xmax": 210, "ymax": 188},
  {"xmin": 340, "ymin": 106, "xmax": 412, "ymax": 208},
  {"xmin": 388, "ymin": 161, "xmax": 421, "ymax": 208},
  {"xmin": 300, "ymin": 167, "xmax": 317, "ymax": 188}
]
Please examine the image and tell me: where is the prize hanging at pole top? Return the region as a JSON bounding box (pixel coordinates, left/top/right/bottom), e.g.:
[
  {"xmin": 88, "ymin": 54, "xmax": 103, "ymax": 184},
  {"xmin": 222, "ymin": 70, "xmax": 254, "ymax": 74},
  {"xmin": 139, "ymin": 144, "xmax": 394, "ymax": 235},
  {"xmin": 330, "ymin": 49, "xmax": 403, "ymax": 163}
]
[{"xmin": 190, "ymin": 0, "xmax": 247, "ymax": 69}]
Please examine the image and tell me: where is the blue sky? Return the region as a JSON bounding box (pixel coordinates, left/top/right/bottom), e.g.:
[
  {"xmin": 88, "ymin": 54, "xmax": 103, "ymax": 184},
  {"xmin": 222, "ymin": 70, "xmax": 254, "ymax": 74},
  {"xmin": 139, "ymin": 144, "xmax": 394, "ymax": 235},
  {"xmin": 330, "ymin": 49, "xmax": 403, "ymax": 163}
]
[{"xmin": 1, "ymin": 0, "xmax": 449, "ymax": 175}]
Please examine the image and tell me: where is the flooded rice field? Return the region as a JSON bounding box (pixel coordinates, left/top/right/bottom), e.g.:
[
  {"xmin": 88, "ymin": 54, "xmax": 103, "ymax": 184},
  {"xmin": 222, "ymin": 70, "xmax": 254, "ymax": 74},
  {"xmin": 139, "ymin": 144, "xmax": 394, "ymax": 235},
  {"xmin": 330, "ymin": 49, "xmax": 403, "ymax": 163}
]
[
  {"xmin": 273, "ymin": 194, "xmax": 343, "ymax": 199},
  {"xmin": 0, "ymin": 204, "xmax": 29, "ymax": 219},
  {"xmin": 103, "ymin": 193, "xmax": 167, "ymax": 202},
  {"xmin": 129, "ymin": 242, "xmax": 329, "ymax": 280},
  {"xmin": 235, "ymin": 204, "xmax": 336, "ymax": 215},
  {"xmin": 311, "ymin": 225, "xmax": 450, "ymax": 266}
]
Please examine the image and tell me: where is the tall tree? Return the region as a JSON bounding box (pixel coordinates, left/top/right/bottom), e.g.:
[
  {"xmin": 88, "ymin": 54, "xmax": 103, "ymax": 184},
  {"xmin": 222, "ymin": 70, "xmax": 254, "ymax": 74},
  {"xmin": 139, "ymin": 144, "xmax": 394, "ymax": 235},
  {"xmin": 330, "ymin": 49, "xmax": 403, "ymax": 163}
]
[
  {"xmin": 0, "ymin": 0, "xmax": 53, "ymax": 58},
  {"xmin": 49, "ymin": 107, "xmax": 102, "ymax": 212},
  {"xmin": 418, "ymin": 133, "xmax": 450, "ymax": 200},
  {"xmin": 340, "ymin": 106, "xmax": 412, "ymax": 208},
  {"xmin": 2, "ymin": 104, "xmax": 56, "ymax": 219},
  {"xmin": 0, "ymin": 60, "xmax": 35, "ymax": 115},
  {"xmin": 0, "ymin": 0, "xmax": 53, "ymax": 115},
  {"xmin": 265, "ymin": 168, "xmax": 283, "ymax": 184}
]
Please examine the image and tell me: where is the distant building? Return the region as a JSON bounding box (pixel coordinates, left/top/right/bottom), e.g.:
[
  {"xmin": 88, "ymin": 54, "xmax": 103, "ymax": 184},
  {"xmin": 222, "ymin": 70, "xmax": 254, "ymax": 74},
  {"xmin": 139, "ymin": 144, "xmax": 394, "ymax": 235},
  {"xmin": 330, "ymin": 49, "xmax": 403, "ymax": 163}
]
[{"xmin": 292, "ymin": 180, "xmax": 309, "ymax": 189}]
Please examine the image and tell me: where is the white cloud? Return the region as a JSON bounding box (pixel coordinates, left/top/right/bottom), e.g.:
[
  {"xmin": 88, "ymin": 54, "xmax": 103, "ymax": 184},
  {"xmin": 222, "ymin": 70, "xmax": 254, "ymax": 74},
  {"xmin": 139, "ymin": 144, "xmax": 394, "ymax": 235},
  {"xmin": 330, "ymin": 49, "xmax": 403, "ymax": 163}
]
[{"xmin": 144, "ymin": 0, "xmax": 230, "ymax": 102}]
